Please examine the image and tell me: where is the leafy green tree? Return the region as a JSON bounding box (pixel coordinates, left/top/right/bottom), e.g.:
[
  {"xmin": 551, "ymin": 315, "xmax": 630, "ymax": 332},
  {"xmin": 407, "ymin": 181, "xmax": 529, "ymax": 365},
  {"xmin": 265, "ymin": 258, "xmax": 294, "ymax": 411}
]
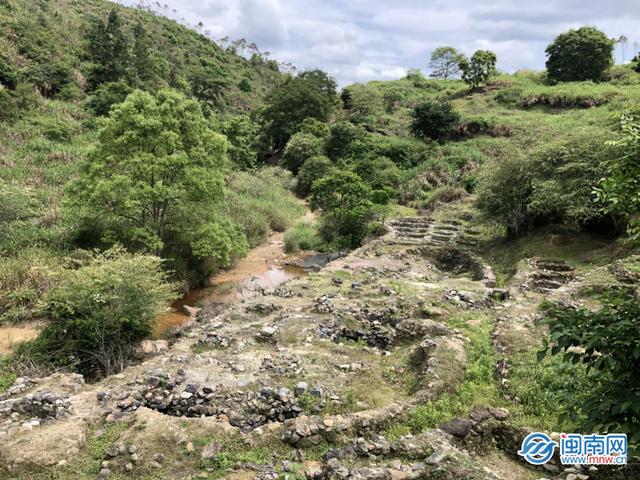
[
  {"xmin": 296, "ymin": 155, "xmax": 334, "ymax": 197},
  {"xmin": 261, "ymin": 69, "xmax": 337, "ymax": 151},
  {"xmin": 428, "ymin": 46, "xmax": 465, "ymax": 79},
  {"xmin": 280, "ymin": 132, "xmax": 324, "ymax": 174},
  {"xmin": 86, "ymin": 8, "xmax": 130, "ymax": 86},
  {"xmin": 310, "ymin": 171, "xmax": 374, "ymax": 247},
  {"xmin": 410, "ymin": 101, "xmax": 460, "ymax": 142},
  {"xmin": 67, "ymin": 89, "xmax": 248, "ymax": 280},
  {"xmin": 298, "ymin": 117, "xmax": 330, "ymax": 139},
  {"xmin": 220, "ymin": 114, "xmax": 258, "ymax": 170},
  {"xmin": 324, "ymin": 121, "xmax": 373, "ymax": 161},
  {"xmin": 19, "ymin": 247, "xmax": 177, "ymax": 379},
  {"xmin": 459, "ymin": 50, "xmax": 497, "ymax": 89},
  {"xmin": 545, "ymin": 27, "xmax": 614, "ymax": 82},
  {"xmin": 596, "ymin": 113, "xmax": 640, "ymax": 244},
  {"xmin": 86, "ymin": 80, "xmax": 133, "ymax": 116},
  {"xmin": 132, "ymin": 21, "xmax": 155, "ymax": 84},
  {"xmin": 476, "ymin": 154, "xmax": 532, "ymax": 238},
  {"xmin": 539, "ymin": 288, "xmax": 640, "ymax": 445}
]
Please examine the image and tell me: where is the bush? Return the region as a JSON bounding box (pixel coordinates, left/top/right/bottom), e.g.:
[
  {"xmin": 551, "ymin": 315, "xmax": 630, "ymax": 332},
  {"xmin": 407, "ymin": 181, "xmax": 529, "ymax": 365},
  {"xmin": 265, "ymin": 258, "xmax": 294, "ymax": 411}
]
[
  {"xmin": 86, "ymin": 81, "xmax": 133, "ymax": 116},
  {"xmin": 16, "ymin": 248, "xmax": 177, "ymax": 379},
  {"xmin": 422, "ymin": 186, "xmax": 468, "ymax": 210},
  {"xmin": 284, "ymin": 222, "xmax": 324, "ymax": 253},
  {"xmin": 311, "ymin": 171, "xmax": 374, "ymax": 248},
  {"xmin": 410, "ymin": 101, "xmax": 460, "ymax": 142},
  {"xmin": 280, "ymin": 132, "xmax": 323, "ymax": 174},
  {"xmin": 374, "ymin": 137, "xmax": 431, "ymax": 168},
  {"xmin": 539, "ymin": 288, "xmax": 640, "ymax": 445},
  {"xmin": 324, "ymin": 121, "xmax": 373, "ymax": 162},
  {"xmin": 296, "ymin": 155, "xmax": 334, "ymax": 197}
]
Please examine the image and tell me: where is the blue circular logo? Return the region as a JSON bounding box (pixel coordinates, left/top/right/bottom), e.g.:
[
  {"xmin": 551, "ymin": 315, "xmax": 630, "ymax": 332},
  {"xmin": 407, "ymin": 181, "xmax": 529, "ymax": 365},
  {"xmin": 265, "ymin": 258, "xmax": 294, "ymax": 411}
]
[{"xmin": 518, "ymin": 432, "xmax": 558, "ymax": 465}]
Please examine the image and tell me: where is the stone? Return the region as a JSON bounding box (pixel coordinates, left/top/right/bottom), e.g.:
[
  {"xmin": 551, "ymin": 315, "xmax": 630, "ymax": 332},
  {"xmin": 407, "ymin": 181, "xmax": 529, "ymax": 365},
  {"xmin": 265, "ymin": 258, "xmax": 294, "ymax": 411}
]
[
  {"xmin": 426, "ymin": 451, "xmax": 447, "ymax": 465},
  {"xmin": 294, "ymin": 382, "xmax": 308, "ymax": 397},
  {"xmin": 439, "ymin": 418, "xmax": 472, "ymax": 438}
]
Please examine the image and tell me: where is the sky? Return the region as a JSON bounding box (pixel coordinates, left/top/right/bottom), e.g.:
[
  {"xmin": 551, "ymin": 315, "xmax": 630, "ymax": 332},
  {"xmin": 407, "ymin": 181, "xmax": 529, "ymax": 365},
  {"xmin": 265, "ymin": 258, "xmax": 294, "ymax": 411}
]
[{"xmin": 119, "ymin": 0, "xmax": 640, "ymax": 86}]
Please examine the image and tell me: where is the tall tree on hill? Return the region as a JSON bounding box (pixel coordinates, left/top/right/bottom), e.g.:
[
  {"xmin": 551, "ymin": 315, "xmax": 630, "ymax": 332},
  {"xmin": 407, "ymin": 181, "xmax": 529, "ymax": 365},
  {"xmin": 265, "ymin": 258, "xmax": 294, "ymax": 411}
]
[
  {"xmin": 617, "ymin": 35, "xmax": 629, "ymax": 63},
  {"xmin": 132, "ymin": 21, "xmax": 155, "ymax": 84},
  {"xmin": 261, "ymin": 69, "xmax": 337, "ymax": 152},
  {"xmin": 545, "ymin": 27, "xmax": 614, "ymax": 82},
  {"xmin": 459, "ymin": 50, "xmax": 497, "ymax": 89},
  {"xmin": 86, "ymin": 8, "xmax": 130, "ymax": 87},
  {"xmin": 428, "ymin": 46, "xmax": 465, "ymax": 79}
]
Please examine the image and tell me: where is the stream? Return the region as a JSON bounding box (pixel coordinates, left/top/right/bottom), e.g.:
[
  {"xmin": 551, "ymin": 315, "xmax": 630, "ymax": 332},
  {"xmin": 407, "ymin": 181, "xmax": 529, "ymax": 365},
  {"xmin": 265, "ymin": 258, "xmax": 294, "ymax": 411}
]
[{"xmin": 152, "ymin": 231, "xmax": 308, "ymax": 337}]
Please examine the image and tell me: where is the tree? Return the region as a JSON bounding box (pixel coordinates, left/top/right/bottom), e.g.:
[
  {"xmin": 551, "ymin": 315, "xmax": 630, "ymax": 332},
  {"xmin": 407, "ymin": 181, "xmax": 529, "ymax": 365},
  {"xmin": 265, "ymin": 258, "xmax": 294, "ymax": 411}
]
[
  {"xmin": 596, "ymin": 112, "xmax": 640, "ymax": 244},
  {"xmin": 341, "ymin": 84, "xmax": 384, "ymax": 122},
  {"xmin": 617, "ymin": 35, "xmax": 629, "ymax": 63},
  {"xmin": 296, "ymin": 155, "xmax": 334, "ymax": 197},
  {"xmin": 410, "ymin": 101, "xmax": 460, "ymax": 142},
  {"xmin": 132, "ymin": 21, "xmax": 155, "ymax": 84},
  {"xmin": 261, "ymin": 69, "xmax": 337, "ymax": 151},
  {"xmin": 459, "ymin": 50, "xmax": 496, "ymax": 89},
  {"xmin": 66, "ymin": 89, "xmax": 248, "ymax": 279},
  {"xmin": 310, "ymin": 171, "xmax": 374, "ymax": 248},
  {"xmin": 539, "ymin": 288, "xmax": 640, "ymax": 445},
  {"xmin": 220, "ymin": 115, "xmax": 258, "ymax": 170},
  {"xmin": 428, "ymin": 46, "xmax": 465, "ymax": 79},
  {"xmin": 280, "ymin": 132, "xmax": 324, "ymax": 174},
  {"xmin": 324, "ymin": 121, "xmax": 373, "ymax": 161},
  {"xmin": 545, "ymin": 27, "xmax": 614, "ymax": 82},
  {"xmin": 86, "ymin": 8, "xmax": 130, "ymax": 86}
]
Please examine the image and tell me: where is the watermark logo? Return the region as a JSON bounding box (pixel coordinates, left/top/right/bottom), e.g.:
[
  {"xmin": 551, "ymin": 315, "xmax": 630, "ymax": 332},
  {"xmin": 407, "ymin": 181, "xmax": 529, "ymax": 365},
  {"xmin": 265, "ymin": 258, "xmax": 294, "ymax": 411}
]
[
  {"xmin": 518, "ymin": 432, "xmax": 558, "ymax": 465},
  {"xmin": 518, "ymin": 432, "xmax": 628, "ymax": 466}
]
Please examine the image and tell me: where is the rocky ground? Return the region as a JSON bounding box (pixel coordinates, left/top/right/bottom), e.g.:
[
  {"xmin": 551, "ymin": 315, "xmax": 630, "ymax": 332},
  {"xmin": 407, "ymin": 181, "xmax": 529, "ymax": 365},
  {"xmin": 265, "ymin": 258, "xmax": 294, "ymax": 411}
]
[{"xmin": 0, "ymin": 204, "xmax": 637, "ymax": 480}]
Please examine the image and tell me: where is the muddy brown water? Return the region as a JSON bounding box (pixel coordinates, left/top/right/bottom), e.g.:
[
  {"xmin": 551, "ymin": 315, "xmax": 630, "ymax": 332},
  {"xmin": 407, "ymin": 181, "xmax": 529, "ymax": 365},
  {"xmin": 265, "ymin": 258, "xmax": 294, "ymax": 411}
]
[{"xmin": 152, "ymin": 231, "xmax": 308, "ymax": 337}]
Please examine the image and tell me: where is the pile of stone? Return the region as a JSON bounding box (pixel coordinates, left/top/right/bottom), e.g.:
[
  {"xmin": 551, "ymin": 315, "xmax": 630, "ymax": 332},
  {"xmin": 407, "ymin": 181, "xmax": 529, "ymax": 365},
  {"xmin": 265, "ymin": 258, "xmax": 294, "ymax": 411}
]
[
  {"xmin": 196, "ymin": 331, "xmax": 232, "ymax": 348},
  {"xmin": 443, "ymin": 288, "xmax": 488, "ymax": 308},
  {"xmin": 0, "ymin": 390, "xmax": 73, "ymax": 435},
  {"xmin": 115, "ymin": 370, "xmax": 306, "ymax": 431},
  {"xmin": 246, "ymin": 302, "xmax": 281, "ymax": 315},
  {"xmin": 260, "ymin": 353, "xmax": 305, "ymax": 377},
  {"xmin": 312, "ymin": 295, "xmax": 336, "ymax": 313},
  {"xmin": 0, "ymin": 376, "xmax": 35, "ymax": 401},
  {"xmin": 271, "ymin": 286, "xmax": 303, "ymax": 298}
]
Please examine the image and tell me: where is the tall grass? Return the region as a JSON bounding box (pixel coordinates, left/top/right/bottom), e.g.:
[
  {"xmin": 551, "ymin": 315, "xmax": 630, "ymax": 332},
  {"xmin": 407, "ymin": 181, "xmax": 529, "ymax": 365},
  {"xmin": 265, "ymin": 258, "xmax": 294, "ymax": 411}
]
[{"xmin": 227, "ymin": 167, "xmax": 305, "ymax": 246}]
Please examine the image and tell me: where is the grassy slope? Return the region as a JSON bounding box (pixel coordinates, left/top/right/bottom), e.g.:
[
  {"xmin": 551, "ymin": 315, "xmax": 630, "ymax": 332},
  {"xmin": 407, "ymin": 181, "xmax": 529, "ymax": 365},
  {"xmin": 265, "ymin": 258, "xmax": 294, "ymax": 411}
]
[{"xmin": 0, "ymin": 0, "xmax": 301, "ymax": 325}]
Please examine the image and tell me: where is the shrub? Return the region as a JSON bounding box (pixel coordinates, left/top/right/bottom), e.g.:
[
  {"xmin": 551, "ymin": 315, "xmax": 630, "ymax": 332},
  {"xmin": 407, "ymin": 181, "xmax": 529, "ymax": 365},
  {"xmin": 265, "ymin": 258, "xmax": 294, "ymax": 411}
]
[
  {"xmin": 311, "ymin": 171, "xmax": 374, "ymax": 248},
  {"xmin": 280, "ymin": 132, "xmax": 323, "ymax": 174},
  {"xmin": 324, "ymin": 121, "xmax": 373, "ymax": 162},
  {"xmin": 374, "ymin": 137, "xmax": 431, "ymax": 168},
  {"xmin": 296, "ymin": 155, "xmax": 334, "ymax": 197},
  {"xmin": 539, "ymin": 288, "xmax": 640, "ymax": 445},
  {"xmin": 284, "ymin": 222, "xmax": 324, "ymax": 253},
  {"xmin": 410, "ymin": 101, "xmax": 460, "ymax": 142},
  {"xmin": 423, "ymin": 186, "xmax": 468, "ymax": 210},
  {"xmin": 86, "ymin": 81, "xmax": 133, "ymax": 116},
  {"xmin": 351, "ymin": 156, "xmax": 401, "ymax": 192},
  {"xmin": 476, "ymin": 154, "xmax": 532, "ymax": 238},
  {"xmin": 16, "ymin": 248, "xmax": 177, "ymax": 379}
]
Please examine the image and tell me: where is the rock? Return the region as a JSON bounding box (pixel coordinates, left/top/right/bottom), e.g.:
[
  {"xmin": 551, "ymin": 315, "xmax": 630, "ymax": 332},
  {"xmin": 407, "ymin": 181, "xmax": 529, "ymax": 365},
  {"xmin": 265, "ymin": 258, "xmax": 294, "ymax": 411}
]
[
  {"xmin": 106, "ymin": 445, "xmax": 120, "ymax": 458},
  {"xmin": 139, "ymin": 340, "xmax": 169, "ymax": 355},
  {"xmin": 566, "ymin": 475, "xmax": 577, "ymax": 480},
  {"xmin": 426, "ymin": 451, "xmax": 447, "ymax": 465},
  {"xmin": 182, "ymin": 305, "xmax": 201, "ymax": 317},
  {"xmin": 130, "ymin": 453, "xmax": 139, "ymax": 463},
  {"xmin": 125, "ymin": 463, "xmax": 133, "ymax": 472},
  {"xmin": 259, "ymin": 326, "xmax": 278, "ymax": 338},
  {"xmin": 128, "ymin": 445, "xmax": 137, "ymax": 454},
  {"xmin": 489, "ymin": 407, "xmax": 509, "ymax": 420},
  {"xmin": 439, "ymin": 418, "xmax": 472, "ymax": 438},
  {"xmin": 294, "ymin": 382, "xmax": 308, "ymax": 397},
  {"xmin": 310, "ymin": 386, "xmax": 323, "ymax": 397}
]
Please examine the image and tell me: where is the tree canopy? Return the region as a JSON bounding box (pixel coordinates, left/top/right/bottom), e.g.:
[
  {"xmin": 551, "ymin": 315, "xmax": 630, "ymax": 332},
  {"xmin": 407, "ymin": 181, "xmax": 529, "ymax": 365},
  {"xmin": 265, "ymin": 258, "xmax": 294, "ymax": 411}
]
[
  {"xmin": 67, "ymin": 89, "xmax": 248, "ymax": 277},
  {"xmin": 261, "ymin": 69, "xmax": 337, "ymax": 151},
  {"xmin": 428, "ymin": 46, "xmax": 465, "ymax": 79},
  {"xmin": 545, "ymin": 27, "xmax": 614, "ymax": 82},
  {"xmin": 460, "ymin": 50, "xmax": 497, "ymax": 89}
]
